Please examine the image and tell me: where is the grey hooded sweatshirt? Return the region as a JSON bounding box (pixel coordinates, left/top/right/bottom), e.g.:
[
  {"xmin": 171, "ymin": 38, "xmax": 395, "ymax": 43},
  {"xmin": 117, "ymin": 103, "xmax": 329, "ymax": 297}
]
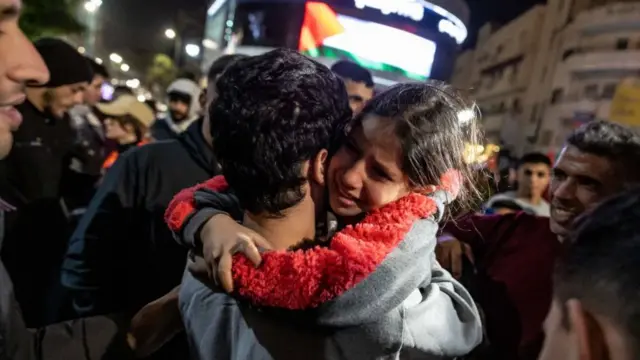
[
  {"xmin": 178, "ymin": 191, "xmax": 483, "ymax": 360},
  {"xmin": 151, "ymin": 78, "xmax": 202, "ymax": 140}
]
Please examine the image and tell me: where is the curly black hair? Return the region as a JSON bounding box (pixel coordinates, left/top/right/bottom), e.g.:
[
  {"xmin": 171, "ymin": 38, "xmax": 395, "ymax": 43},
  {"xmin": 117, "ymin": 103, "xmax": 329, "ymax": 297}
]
[
  {"xmin": 331, "ymin": 60, "xmax": 374, "ymax": 88},
  {"xmin": 210, "ymin": 48, "xmax": 352, "ymax": 216}
]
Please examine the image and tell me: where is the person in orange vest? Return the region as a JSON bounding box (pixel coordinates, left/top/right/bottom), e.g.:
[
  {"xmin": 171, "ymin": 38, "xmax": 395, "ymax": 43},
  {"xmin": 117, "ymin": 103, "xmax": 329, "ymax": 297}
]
[{"xmin": 96, "ymin": 95, "xmax": 155, "ymax": 170}]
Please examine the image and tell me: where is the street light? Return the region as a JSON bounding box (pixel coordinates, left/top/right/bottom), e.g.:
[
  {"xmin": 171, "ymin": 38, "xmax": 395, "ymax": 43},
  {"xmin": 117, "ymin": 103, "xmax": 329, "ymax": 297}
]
[
  {"xmin": 84, "ymin": 1, "xmax": 98, "ymax": 12},
  {"xmin": 165, "ymin": 28, "xmax": 176, "ymax": 40},
  {"xmin": 120, "ymin": 64, "xmax": 130, "ymax": 72},
  {"xmin": 95, "ymin": 57, "xmax": 103, "ymax": 64},
  {"xmin": 126, "ymin": 79, "xmax": 140, "ymax": 88},
  {"xmin": 202, "ymin": 39, "xmax": 218, "ymax": 50},
  {"xmin": 185, "ymin": 44, "xmax": 200, "ymax": 58},
  {"xmin": 84, "ymin": 0, "xmax": 101, "ymax": 12},
  {"xmin": 109, "ymin": 53, "xmax": 122, "ymax": 64},
  {"xmin": 77, "ymin": 46, "xmax": 86, "ymax": 54}
]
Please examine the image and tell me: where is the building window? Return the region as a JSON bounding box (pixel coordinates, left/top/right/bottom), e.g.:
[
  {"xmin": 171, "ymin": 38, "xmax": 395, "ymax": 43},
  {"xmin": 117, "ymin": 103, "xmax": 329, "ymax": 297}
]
[
  {"xmin": 602, "ymin": 83, "xmax": 617, "ymax": 99},
  {"xmin": 512, "ymin": 98, "xmax": 522, "ymax": 113},
  {"xmin": 540, "ymin": 66, "xmax": 547, "ymax": 83},
  {"xmin": 551, "ymin": 88, "xmax": 564, "ymax": 104},
  {"xmin": 616, "ymin": 38, "xmax": 629, "ymax": 50},
  {"xmin": 558, "ymin": 0, "xmax": 565, "ymax": 11},
  {"xmin": 496, "ymin": 44, "xmax": 504, "ymax": 55},
  {"xmin": 530, "ymin": 104, "xmax": 538, "ymax": 124},
  {"xmin": 562, "ymin": 49, "xmax": 576, "ymax": 61},
  {"xmin": 584, "ymin": 84, "xmax": 599, "ymax": 99}
]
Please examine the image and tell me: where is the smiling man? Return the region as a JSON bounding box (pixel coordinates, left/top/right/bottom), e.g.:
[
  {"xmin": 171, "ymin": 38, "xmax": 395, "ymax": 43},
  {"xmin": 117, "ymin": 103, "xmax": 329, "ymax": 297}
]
[
  {"xmin": 437, "ymin": 120, "xmax": 640, "ymax": 359},
  {"xmin": 539, "ymin": 186, "xmax": 640, "ymax": 360},
  {"xmin": 0, "ymin": 2, "xmax": 48, "ymax": 158},
  {"xmin": 0, "ymin": 36, "xmax": 94, "ymax": 327},
  {"xmin": 0, "ymin": 0, "xmax": 139, "ymax": 358}
]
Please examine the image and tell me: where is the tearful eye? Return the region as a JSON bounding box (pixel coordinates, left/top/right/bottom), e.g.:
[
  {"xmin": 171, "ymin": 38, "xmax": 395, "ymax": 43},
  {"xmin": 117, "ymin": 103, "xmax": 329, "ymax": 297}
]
[{"xmin": 372, "ymin": 166, "xmax": 391, "ymax": 181}]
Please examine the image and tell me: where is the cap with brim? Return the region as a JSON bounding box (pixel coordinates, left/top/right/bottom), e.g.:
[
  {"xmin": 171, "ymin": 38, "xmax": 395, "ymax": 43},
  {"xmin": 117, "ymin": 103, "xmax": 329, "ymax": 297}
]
[{"xmin": 95, "ymin": 95, "xmax": 155, "ymax": 128}]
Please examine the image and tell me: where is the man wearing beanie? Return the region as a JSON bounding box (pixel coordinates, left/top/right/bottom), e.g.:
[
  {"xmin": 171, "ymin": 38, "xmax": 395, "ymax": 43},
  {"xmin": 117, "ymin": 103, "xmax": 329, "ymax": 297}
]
[{"xmin": 0, "ymin": 37, "xmax": 93, "ymax": 327}]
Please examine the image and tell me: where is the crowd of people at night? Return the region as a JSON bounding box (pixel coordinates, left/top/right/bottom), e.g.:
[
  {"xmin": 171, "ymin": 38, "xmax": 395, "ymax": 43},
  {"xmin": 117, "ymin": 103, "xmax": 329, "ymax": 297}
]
[{"xmin": 2, "ymin": 0, "xmax": 640, "ymax": 359}]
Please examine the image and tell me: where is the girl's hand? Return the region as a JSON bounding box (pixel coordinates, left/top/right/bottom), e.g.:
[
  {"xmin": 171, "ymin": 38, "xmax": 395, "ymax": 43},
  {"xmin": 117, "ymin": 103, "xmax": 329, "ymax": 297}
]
[{"xmin": 199, "ymin": 214, "xmax": 272, "ymax": 292}]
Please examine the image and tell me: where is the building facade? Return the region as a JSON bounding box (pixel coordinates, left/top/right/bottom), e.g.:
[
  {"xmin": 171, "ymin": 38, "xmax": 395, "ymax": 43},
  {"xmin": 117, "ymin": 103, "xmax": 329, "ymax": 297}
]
[{"xmin": 456, "ymin": 0, "xmax": 640, "ymax": 155}]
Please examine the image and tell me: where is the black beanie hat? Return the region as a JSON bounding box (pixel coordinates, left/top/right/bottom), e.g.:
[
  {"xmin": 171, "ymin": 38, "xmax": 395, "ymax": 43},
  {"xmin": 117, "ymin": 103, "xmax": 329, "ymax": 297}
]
[{"xmin": 34, "ymin": 38, "xmax": 94, "ymax": 88}]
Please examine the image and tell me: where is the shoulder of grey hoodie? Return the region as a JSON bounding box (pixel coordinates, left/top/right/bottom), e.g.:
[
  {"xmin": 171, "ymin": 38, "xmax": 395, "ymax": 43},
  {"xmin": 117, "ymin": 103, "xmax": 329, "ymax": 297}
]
[{"xmin": 179, "ymin": 192, "xmax": 483, "ymax": 359}]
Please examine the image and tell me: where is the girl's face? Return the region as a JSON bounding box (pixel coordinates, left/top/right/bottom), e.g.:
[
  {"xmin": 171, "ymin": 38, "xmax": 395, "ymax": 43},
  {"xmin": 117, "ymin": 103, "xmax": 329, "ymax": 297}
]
[
  {"xmin": 104, "ymin": 117, "xmax": 132, "ymax": 143},
  {"xmin": 327, "ymin": 115, "xmax": 411, "ymax": 218}
]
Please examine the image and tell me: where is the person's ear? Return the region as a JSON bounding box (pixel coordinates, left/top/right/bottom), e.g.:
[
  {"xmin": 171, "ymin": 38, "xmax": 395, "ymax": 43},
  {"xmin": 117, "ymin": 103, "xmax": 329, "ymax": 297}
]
[
  {"xmin": 311, "ymin": 149, "xmax": 329, "ymax": 186},
  {"xmin": 567, "ymin": 299, "xmax": 608, "ymax": 360}
]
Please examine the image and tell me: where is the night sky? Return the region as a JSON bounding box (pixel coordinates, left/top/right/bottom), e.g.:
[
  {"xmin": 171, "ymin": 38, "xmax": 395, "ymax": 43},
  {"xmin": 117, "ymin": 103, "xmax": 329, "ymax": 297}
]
[
  {"xmin": 98, "ymin": 0, "xmax": 547, "ymax": 71},
  {"xmin": 98, "ymin": 0, "xmax": 206, "ymax": 73},
  {"xmin": 465, "ymin": 0, "xmax": 546, "ymax": 48}
]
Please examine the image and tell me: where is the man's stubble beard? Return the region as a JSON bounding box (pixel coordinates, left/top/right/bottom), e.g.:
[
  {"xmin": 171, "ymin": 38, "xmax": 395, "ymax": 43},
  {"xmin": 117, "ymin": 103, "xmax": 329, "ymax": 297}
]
[{"xmin": 170, "ymin": 110, "xmax": 188, "ymax": 123}]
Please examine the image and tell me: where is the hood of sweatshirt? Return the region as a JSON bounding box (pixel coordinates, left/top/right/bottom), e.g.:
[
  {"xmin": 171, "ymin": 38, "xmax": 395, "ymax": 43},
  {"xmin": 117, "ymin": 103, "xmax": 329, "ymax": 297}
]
[{"xmin": 165, "ymin": 78, "xmax": 202, "ymax": 129}]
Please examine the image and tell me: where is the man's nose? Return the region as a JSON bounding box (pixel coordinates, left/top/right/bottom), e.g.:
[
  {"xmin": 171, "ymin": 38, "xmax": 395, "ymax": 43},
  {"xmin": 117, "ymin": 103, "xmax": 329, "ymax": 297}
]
[
  {"xmin": 552, "ymin": 179, "xmax": 575, "ymax": 200},
  {"xmin": 8, "ymin": 30, "xmax": 49, "ymax": 87}
]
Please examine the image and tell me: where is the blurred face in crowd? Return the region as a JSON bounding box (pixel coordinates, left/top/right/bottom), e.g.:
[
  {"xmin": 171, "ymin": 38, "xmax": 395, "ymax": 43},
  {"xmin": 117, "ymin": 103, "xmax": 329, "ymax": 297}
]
[
  {"xmin": 168, "ymin": 93, "xmax": 190, "ymax": 122},
  {"xmin": 517, "ymin": 162, "xmax": 550, "ymax": 198},
  {"xmin": 104, "ymin": 117, "xmax": 134, "ymax": 143},
  {"xmin": 328, "ymin": 116, "xmax": 412, "ymax": 219},
  {"xmin": 45, "ymin": 81, "xmax": 87, "ymax": 119},
  {"xmin": 344, "ymin": 79, "xmax": 373, "ymax": 115},
  {"xmin": 84, "ymin": 74, "xmax": 105, "ymax": 106},
  {"xmin": 0, "ymin": 0, "xmax": 48, "ymax": 158},
  {"xmin": 549, "ymin": 145, "xmax": 624, "ymax": 241}
]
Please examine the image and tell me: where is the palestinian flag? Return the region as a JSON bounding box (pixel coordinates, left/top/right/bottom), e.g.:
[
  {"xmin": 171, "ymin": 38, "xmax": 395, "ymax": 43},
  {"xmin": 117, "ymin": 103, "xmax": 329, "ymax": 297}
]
[{"xmin": 298, "ymin": 2, "xmax": 431, "ymax": 81}]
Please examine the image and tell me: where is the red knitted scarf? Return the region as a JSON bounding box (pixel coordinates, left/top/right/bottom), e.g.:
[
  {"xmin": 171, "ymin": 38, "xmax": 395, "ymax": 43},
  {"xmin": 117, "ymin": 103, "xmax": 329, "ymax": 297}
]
[
  {"xmin": 228, "ymin": 170, "xmax": 459, "ymax": 309},
  {"xmin": 165, "ymin": 171, "xmax": 461, "ymax": 310}
]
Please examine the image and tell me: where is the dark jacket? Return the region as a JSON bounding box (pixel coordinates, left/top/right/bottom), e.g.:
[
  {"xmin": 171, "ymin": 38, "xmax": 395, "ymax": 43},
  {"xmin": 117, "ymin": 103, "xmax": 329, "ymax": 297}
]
[
  {"xmin": 61, "ymin": 118, "xmax": 218, "ymax": 317},
  {"xmin": 67, "ymin": 105, "xmax": 111, "ymax": 209},
  {"xmin": 1, "ymin": 240, "xmax": 132, "ymax": 359},
  {"xmin": 149, "ymin": 119, "xmax": 177, "ymax": 141},
  {"xmin": 0, "ymin": 101, "xmax": 80, "ymax": 327},
  {"xmin": 442, "ymin": 213, "xmax": 562, "ymax": 360},
  {"xmin": 69, "ymin": 104, "xmax": 109, "ymax": 177}
]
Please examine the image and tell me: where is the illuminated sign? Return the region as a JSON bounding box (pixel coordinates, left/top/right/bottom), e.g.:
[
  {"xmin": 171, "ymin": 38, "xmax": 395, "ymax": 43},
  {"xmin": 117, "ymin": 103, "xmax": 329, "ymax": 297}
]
[
  {"xmin": 353, "ymin": 0, "xmax": 468, "ymax": 45},
  {"xmin": 438, "ymin": 19, "xmax": 465, "ymax": 45},
  {"xmin": 354, "ymin": 0, "xmax": 425, "ymax": 21}
]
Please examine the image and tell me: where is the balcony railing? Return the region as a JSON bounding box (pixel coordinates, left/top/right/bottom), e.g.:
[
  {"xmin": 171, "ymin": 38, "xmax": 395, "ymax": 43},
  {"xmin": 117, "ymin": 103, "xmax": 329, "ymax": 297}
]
[
  {"xmin": 565, "ymin": 50, "xmax": 640, "ymax": 72},
  {"xmin": 575, "ymin": 4, "xmax": 640, "ymax": 33}
]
